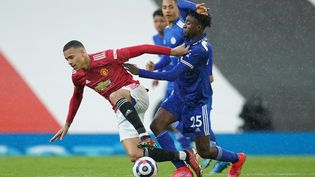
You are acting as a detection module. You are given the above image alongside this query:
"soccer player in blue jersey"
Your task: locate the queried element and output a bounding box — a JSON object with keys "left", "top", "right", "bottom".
{"left": 152, "top": 9, "right": 166, "bottom": 47}
{"left": 147, "top": 0, "right": 185, "bottom": 100}
{"left": 125, "top": 6, "right": 246, "bottom": 177}
{"left": 149, "top": 9, "right": 166, "bottom": 89}
{"left": 147, "top": 1, "right": 198, "bottom": 176}
{"left": 148, "top": 0, "right": 229, "bottom": 176}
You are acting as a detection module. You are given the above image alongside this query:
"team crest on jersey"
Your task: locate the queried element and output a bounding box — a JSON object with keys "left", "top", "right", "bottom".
{"left": 99, "top": 68, "right": 109, "bottom": 77}
{"left": 94, "top": 79, "right": 111, "bottom": 92}
{"left": 171, "top": 37, "right": 176, "bottom": 45}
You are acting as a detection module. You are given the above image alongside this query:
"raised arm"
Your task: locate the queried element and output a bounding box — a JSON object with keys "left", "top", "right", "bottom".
{"left": 177, "top": 0, "right": 208, "bottom": 20}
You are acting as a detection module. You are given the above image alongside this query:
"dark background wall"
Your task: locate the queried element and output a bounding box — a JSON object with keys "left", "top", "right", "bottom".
{"left": 154, "top": 0, "right": 315, "bottom": 131}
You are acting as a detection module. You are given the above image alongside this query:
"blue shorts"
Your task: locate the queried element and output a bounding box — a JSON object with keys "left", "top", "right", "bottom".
{"left": 164, "top": 81, "right": 174, "bottom": 100}
{"left": 161, "top": 94, "right": 212, "bottom": 137}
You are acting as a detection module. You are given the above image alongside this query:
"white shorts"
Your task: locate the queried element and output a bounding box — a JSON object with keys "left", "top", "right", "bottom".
{"left": 116, "top": 83, "right": 149, "bottom": 141}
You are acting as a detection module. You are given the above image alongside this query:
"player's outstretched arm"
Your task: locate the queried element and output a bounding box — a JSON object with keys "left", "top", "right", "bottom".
{"left": 124, "top": 63, "right": 140, "bottom": 75}
{"left": 124, "top": 62, "right": 190, "bottom": 82}
{"left": 50, "top": 86, "right": 84, "bottom": 142}
{"left": 114, "top": 44, "right": 188, "bottom": 63}
{"left": 50, "top": 123, "right": 70, "bottom": 142}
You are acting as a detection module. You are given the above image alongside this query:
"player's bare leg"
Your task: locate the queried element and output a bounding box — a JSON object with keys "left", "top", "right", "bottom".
{"left": 195, "top": 135, "right": 218, "bottom": 159}
{"left": 122, "top": 137, "right": 144, "bottom": 162}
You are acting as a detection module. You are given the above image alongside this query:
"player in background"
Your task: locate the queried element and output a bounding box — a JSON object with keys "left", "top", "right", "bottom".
{"left": 149, "top": 8, "right": 166, "bottom": 108}
{"left": 49, "top": 41, "right": 201, "bottom": 169}
{"left": 152, "top": 9, "right": 166, "bottom": 48}
{"left": 124, "top": 6, "right": 246, "bottom": 177}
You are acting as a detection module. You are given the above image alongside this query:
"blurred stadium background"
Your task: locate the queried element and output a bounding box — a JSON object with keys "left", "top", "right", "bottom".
{"left": 0, "top": 0, "right": 314, "bottom": 176}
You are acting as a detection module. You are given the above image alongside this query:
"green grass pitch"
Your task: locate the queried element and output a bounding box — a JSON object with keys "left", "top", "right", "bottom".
{"left": 0, "top": 156, "right": 315, "bottom": 177}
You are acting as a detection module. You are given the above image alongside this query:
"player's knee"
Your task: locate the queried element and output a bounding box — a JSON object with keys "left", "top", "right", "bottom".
{"left": 150, "top": 118, "right": 165, "bottom": 135}
{"left": 109, "top": 92, "right": 121, "bottom": 104}
{"left": 150, "top": 119, "right": 159, "bottom": 134}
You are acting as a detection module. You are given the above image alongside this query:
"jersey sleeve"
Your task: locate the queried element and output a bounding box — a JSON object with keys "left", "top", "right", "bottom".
{"left": 107, "top": 44, "right": 172, "bottom": 64}
{"left": 72, "top": 70, "right": 86, "bottom": 87}
{"left": 155, "top": 55, "right": 171, "bottom": 70}
{"left": 66, "top": 85, "right": 84, "bottom": 124}
{"left": 66, "top": 71, "right": 85, "bottom": 124}
{"left": 139, "top": 62, "right": 190, "bottom": 81}
{"left": 177, "top": 0, "right": 197, "bottom": 20}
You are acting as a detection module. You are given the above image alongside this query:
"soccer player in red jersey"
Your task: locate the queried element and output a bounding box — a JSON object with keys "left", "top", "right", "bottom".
{"left": 49, "top": 41, "right": 201, "bottom": 167}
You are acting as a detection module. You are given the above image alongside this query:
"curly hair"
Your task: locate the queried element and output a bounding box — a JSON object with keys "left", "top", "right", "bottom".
{"left": 188, "top": 10, "right": 211, "bottom": 29}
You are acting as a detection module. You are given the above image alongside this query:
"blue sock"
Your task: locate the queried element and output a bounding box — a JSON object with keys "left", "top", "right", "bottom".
{"left": 175, "top": 131, "right": 192, "bottom": 149}
{"left": 157, "top": 131, "right": 187, "bottom": 168}
{"left": 215, "top": 146, "right": 239, "bottom": 163}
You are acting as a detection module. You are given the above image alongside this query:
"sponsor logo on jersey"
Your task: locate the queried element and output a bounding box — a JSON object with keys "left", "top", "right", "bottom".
{"left": 100, "top": 68, "right": 109, "bottom": 77}
{"left": 94, "top": 79, "right": 111, "bottom": 92}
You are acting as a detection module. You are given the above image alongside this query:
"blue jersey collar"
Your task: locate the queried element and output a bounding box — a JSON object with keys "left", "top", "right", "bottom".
{"left": 170, "top": 17, "right": 181, "bottom": 28}
{"left": 185, "top": 33, "right": 207, "bottom": 46}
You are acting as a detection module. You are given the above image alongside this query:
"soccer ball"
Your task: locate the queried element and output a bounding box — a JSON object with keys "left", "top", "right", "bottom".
{"left": 132, "top": 157, "right": 158, "bottom": 177}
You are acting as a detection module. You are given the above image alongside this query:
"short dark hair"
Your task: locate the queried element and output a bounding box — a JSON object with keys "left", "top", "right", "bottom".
{"left": 63, "top": 40, "right": 85, "bottom": 52}
{"left": 188, "top": 10, "right": 212, "bottom": 29}
{"left": 153, "top": 9, "right": 163, "bottom": 18}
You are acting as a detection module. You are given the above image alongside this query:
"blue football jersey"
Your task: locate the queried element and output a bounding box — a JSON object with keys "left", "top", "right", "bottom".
{"left": 159, "top": 17, "right": 185, "bottom": 73}
{"left": 163, "top": 18, "right": 185, "bottom": 48}
{"left": 174, "top": 34, "right": 213, "bottom": 106}
{"left": 152, "top": 34, "right": 164, "bottom": 46}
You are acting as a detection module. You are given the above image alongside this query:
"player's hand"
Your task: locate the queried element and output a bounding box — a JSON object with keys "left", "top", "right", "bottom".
{"left": 152, "top": 80, "right": 159, "bottom": 87}
{"left": 171, "top": 44, "right": 188, "bottom": 56}
{"left": 124, "top": 63, "right": 140, "bottom": 75}
{"left": 49, "top": 123, "right": 70, "bottom": 142}
{"left": 146, "top": 61, "right": 155, "bottom": 71}
{"left": 196, "top": 3, "right": 209, "bottom": 16}
{"left": 209, "top": 75, "right": 214, "bottom": 83}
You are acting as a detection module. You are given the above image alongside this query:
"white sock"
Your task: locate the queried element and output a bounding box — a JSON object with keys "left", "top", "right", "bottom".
{"left": 179, "top": 151, "right": 187, "bottom": 161}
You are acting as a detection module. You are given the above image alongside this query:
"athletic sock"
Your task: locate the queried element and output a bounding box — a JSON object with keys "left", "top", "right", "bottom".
{"left": 215, "top": 146, "right": 239, "bottom": 163}
{"left": 175, "top": 131, "right": 192, "bottom": 149}
{"left": 156, "top": 131, "right": 187, "bottom": 168}
{"left": 116, "top": 98, "right": 148, "bottom": 136}
{"left": 144, "top": 148, "right": 187, "bottom": 162}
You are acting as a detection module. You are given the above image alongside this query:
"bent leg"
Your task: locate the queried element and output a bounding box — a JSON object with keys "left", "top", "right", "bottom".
{"left": 122, "top": 137, "right": 143, "bottom": 162}
{"left": 110, "top": 87, "right": 148, "bottom": 137}
{"left": 150, "top": 108, "right": 187, "bottom": 168}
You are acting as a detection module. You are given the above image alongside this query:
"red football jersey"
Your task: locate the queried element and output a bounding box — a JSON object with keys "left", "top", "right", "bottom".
{"left": 65, "top": 44, "right": 171, "bottom": 124}
{"left": 72, "top": 49, "right": 139, "bottom": 100}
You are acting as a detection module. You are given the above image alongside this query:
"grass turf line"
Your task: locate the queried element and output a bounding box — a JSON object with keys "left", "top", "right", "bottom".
{"left": 0, "top": 156, "right": 315, "bottom": 177}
